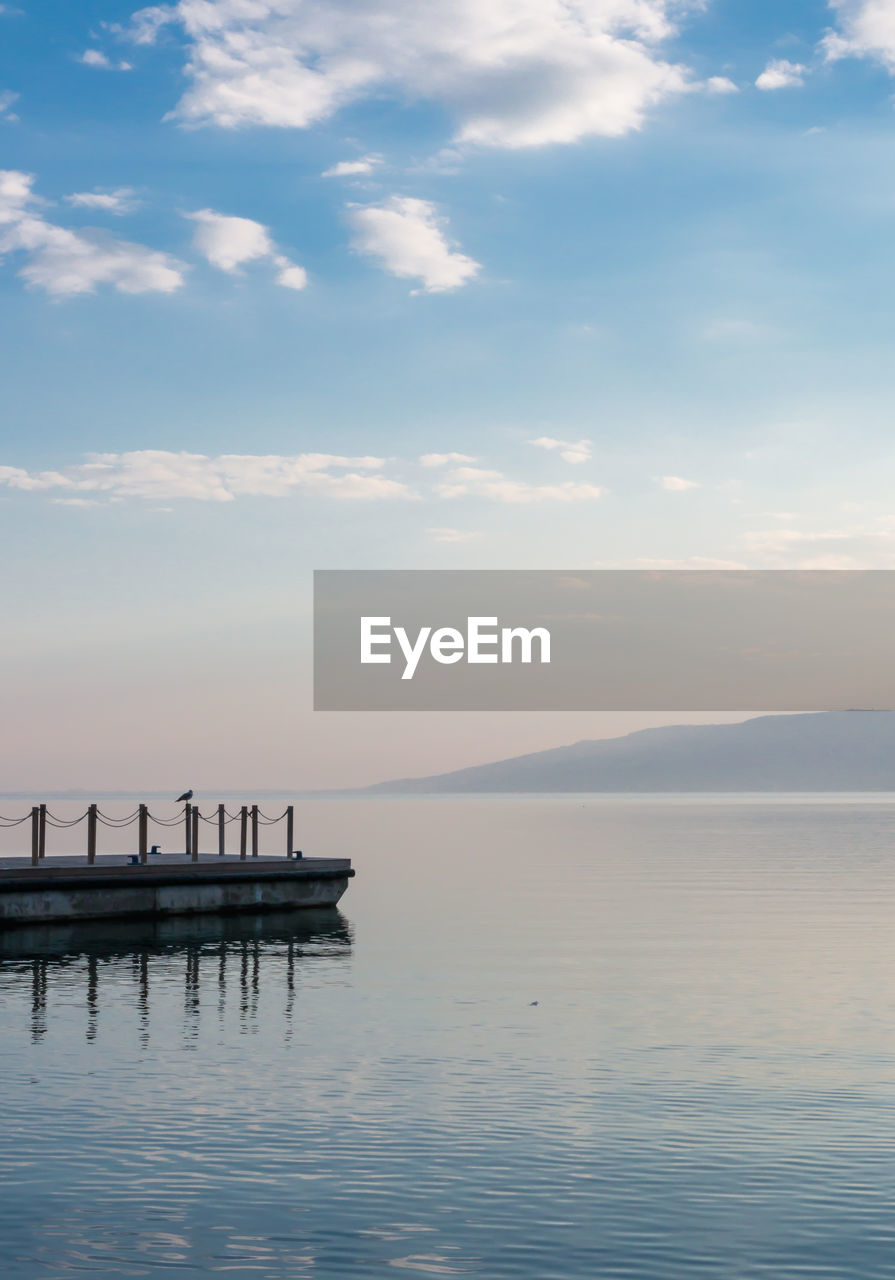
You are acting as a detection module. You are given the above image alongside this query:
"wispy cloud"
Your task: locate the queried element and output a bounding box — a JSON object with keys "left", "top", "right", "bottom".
{"left": 617, "top": 556, "right": 750, "bottom": 569}
{"left": 419, "top": 452, "right": 477, "bottom": 468}
{"left": 0, "top": 170, "right": 185, "bottom": 297}
{"left": 79, "top": 49, "right": 132, "bottom": 71}
{"left": 0, "top": 89, "right": 18, "bottom": 120}
{"left": 0, "top": 452, "right": 409, "bottom": 503}
{"left": 660, "top": 475, "right": 699, "bottom": 491}
{"left": 64, "top": 187, "right": 139, "bottom": 214}
{"left": 739, "top": 522, "right": 895, "bottom": 568}
{"left": 347, "top": 196, "right": 479, "bottom": 293}
{"left": 427, "top": 527, "right": 479, "bottom": 543}
{"left": 187, "top": 209, "right": 307, "bottom": 290}
{"left": 705, "top": 76, "right": 738, "bottom": 94}
{"left": 0, "top": 449, "right": 610, "bottom": 507}
{"left": 530, "top": 436, "right": 592, "bottom": 465}
{"left": 755, "top": 59, "right": 806, "bottom": 90}
{"left": 322, "top": 155, "right": 382, "bottom": 178}
{"left": 701, "top": 317, "right": 774, "bottom": 342}
{"left": 437, "top": 465, "right": 605, "bottom": 503}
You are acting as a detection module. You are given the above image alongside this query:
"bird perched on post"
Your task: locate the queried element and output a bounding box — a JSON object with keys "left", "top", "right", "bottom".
{"left": 176, "top": 789, "right": 194, "bottom": 803}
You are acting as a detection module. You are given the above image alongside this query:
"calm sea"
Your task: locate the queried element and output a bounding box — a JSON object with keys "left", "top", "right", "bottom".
{"left": 2, "top": 794, "right": 895, "bottom": 1278}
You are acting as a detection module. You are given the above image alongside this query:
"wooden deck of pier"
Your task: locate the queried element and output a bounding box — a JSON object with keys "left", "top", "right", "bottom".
{"left": 0, "top": 853, "right": 351, "bottom": 876}
{"left": 0, "top": 854, "right": 355, "bottom": 927}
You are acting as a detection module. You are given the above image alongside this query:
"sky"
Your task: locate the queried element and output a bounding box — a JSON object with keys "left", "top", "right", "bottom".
{"left": 3, "top": 0, "right": 895, "bottom": 789}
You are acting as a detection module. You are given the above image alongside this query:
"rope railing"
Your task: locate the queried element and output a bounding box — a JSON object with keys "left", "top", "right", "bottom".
{"left": 44, "top": 812, "right": 88, "bottom": 829}
{"left": 96, "top": 809, "right": 142, "bottom": 826}
{"left": 258, "top": 809, "right": 289, "bottom": 825}
{"left": 0, "top": 802, "right": 300, "bottom": 868}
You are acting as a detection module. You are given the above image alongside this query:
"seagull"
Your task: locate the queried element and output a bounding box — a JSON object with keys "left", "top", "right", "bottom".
{"left": 175, "top": 789, "right": 193, "bottom": 803}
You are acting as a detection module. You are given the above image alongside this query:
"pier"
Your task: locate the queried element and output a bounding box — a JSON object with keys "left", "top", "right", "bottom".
{"left": 0, "top": 802, "right": 354, "bottom": 927}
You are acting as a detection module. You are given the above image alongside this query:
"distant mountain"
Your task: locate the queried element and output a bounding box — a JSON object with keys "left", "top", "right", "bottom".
{"left": 366, "top": 711, "right": 895, "bottom": 793}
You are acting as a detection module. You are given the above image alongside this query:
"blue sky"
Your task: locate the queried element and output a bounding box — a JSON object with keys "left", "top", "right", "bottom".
{"left": 3, "top": 0, "right": 895, "bottom": 787}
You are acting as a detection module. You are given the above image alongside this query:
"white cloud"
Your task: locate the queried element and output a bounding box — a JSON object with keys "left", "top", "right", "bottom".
{"left": 622, "top": 556, "right": 750, "bottom": 569}
{"left": 322, "top": 155, "right": 381, "bottom": 178}
{"left": 743, "top": 527, "right": 855, "bottom": 552}
{"left": 530, "top": 436, "right": 592, "bottom": 465}
{"left": 705, "top": 75, "right": 738, "bottom": 94}
{"left": 428, "top": 527, "right": 479, "bottom": 543}
{"left": 12, "top": 228, "right": 183, "bottom": 296}
{"left": 188, "top": 209, "right": 273, "bottom": 271}
{"left": 80, "top": 49, "right": 132, "bottom": 70}
{"left": 188, "top": 209, "right": 307, "bottom": 289}
{"left": 660, "top": 475, "right": 699, "bottom": 491}
{"left": 419, "top": 452, "right": 477, "bottom": 467}
{"left": 0, "top": 170, "right": 185, "bottom": 297}
{"left": 273, "top": 257, "right": 308, "bottom": 290}
{"left": 125, "top": 6, "right": 172, "bottom": 45}
{"left": 822, "top": 1, "right": 895, "bottom": 68}
{"left": 348, "top": 196, "right": 479, "bottom": 293}
{"left": 739, "top": 523, "right": 895, "bottom": 568}
{"left": 64, "top": 187, "right": 139, "bottom": 214}
{"left": 0, "top": 168, "right": 33, "bottom": 222}
{"left": 755, "top": 59, "right": 806, "bottom": 90}
{"left": 0, "top": 451, "right": 411, "bottom": 503}
{"left": 127, "top": 0, "right": 704, "bottom": 150}
{"left": 0, "top": 89, "right": 18, "bottom": 119}
{"left": 437, "top": 465, "right": 605, "bottom": 503}
{"left": 1, "top": 446, "right": 616, "bottom": 508}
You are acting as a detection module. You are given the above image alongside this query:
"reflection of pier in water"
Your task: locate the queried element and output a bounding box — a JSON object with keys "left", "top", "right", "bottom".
{"left": 1, "top": 909, "right": 352, "bottom": 1046}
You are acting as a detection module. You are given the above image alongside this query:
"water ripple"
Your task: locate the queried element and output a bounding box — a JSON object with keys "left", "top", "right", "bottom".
{"left": 3, "top": 798, "right": 895, "bottom": 1277}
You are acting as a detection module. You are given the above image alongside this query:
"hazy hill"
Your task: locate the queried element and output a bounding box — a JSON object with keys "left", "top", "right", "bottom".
{"left": 367, "top": 711, "right": 895, "bottom": 793}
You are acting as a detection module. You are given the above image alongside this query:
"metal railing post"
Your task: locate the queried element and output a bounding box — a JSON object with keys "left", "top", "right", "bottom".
{"left": 251, "top": 804, "right": 259, "bottom": 858}
{"left": 184, "top": 803, "right": 192, "bottom": 860}
{"left": 218, "top": 803, "right": 225, "bottom": 857}
{"left": 191, "top": 805, "right": 199, "bottom": 862}
{"left": 30, "top": 806, "right": 39, "bottom": 867}
{"left": 38, "top": 803, "right": 46, "bottom": 861}
{"left": 239, "top": 806, "right": 247, "bottom": 860}
{"left": 286, "top": 805, "right": 294, "bottom": 858}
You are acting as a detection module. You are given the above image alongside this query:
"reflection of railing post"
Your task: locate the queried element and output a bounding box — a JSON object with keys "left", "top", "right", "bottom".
{"left": 286, "top": 806, "right": 294, "bottom": 858}
{"left": 38, "top": 803, "right": 46, "bottom": 861}
{"left": 139, "top": 804, "right": 148, "bottom": 864}
{"left": 30, "top": 806, "right": 39, "bottom": 867}
{"left": 87, "top": 804, "right": 97, "bottom": 865}
{"left": 192, "top": 806, "right": 199, "bottom": 862}
{"left": 239, "top": 806, "right": 247, "bottom": 860}
{"left": 251, "top": 805, "right": 259, "bottom": 858}
{"left": 184, "top": 803, "right": 192, "bottom": 859}
{"left": 218, "top": 804, "right": 225, "bottom": 857}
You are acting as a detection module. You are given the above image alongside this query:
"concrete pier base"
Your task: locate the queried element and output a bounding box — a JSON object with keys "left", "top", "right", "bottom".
{"left": 0, "top": 854, "right": 354, "bottom": 927}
